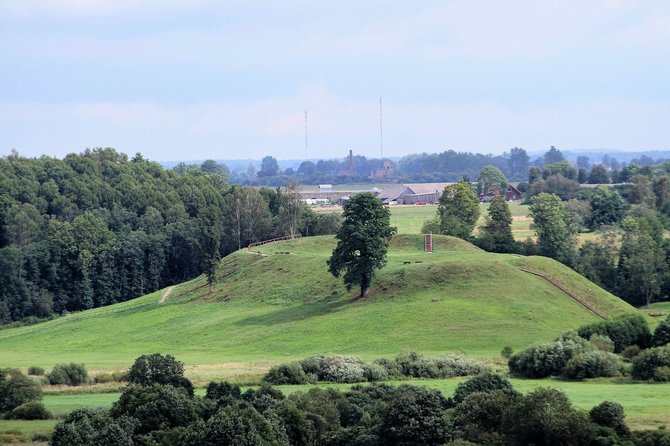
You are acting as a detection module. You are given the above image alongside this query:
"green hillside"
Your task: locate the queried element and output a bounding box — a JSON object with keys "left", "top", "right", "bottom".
{"left": 0, "top": 235, "right": 637, "bottom": 370}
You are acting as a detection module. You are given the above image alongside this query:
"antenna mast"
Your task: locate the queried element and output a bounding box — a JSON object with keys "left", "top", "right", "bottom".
{"left": 304, "top": 110, "right": 308, "bottom": 160}
{"left": 379, "top": 97, "right": 383, "bottom": 159}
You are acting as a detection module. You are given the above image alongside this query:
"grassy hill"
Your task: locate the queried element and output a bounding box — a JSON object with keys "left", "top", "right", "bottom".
{"left": 0, "top": 235, "right": 637, "bottom": 371}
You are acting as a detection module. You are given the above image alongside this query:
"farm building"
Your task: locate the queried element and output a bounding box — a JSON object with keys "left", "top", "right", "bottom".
{"left": 376, "top": 183, "right": 454, "bottom": 205}
{"left": 479, "top": 184, "right": 522, "bottom": 202}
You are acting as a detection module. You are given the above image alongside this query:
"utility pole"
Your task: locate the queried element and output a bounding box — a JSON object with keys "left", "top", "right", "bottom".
{"left": 304, "top": 110, "right": 308, "bottom": 160}
{"left": 379, "top": 97, "right": 383, "bottom": 159}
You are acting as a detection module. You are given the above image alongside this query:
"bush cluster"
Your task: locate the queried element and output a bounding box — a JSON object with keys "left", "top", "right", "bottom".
{"left": 0, "top": 369, "right": 42, "bottom": 413}
{"left": 27, "top": 367, "right": 44, "bottom": 376}
{"left": 9, "top": 401, "right": 53, "bottom": 420}
{"left": 653, "top": 314, "right": 670, "bottom": 347}
{"left": 508, "top": 332, "right": 598, "bottom": 378}
{"left": 51, "top": 353, "right": 668, "bottom": 446}
{"left": 562, "top": 350, "right": 624, "bottom": 380}
{"left": 631, "top": 345, "right": 670, "bottom": 381}
{"left": 264, "top": 351, "right": 487, "bottom": 385}
{"left": 577, "top": 314, "right": 651, "bottom": 352}
{"left": 48, "top": 363, "right": 88, "bottom": 386}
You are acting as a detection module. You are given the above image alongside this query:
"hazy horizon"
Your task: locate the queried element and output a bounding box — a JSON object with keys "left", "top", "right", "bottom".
{"left": 2, "top": 1, "right": 669, "bottom": 160}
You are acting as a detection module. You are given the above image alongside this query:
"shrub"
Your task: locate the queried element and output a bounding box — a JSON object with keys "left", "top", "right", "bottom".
{"left": 300, "top": 355, "right": 366, "bottom": 383}
{"left": 394, "top": 350, "right": 487, "bottom": 379}
{"left": 127, "top": 353, "right": 184, "bottom": 386}
{"left": 453, "top": 390, "right": 518, "bottom": 445}
{"left": 500, "top": 346, "right": 513, "bottom": 359}
{"left": 0, "top": 369, "right": 43, "bottom": 412}
{"left": 27, "top": 367, "right": 44, "bottom": 376}
{"left": 10, "top": 401, "right": 53, "bottom": 420}
{"left": 48, "top": 363, "right": 88, "bottom": 386}
{"left": 508, "top": 333, "right": 593, "bottom": 378}
{"left": 589, "top": 334, "right": 615, "bottom": 353}
{"left": 631, "top": 346, "right": 670, "bottom": 381}
{"left": 206, "top": 381, "right": 242, "bottom": 401}
{"left": 621, "top": 345, "right": 641, "bottom": 362}
{"left": 264, "top": 363, "right": 309, "bottom": 385}
{"left": 362, "top": 363, "right": 388, "bottom": 382}
{"left": 453, "top": 372, "right": 516, "bottom": 403}
{"left": 93, "top": 373, "right": 114, "bottom": 384}
{"left": 112, "top": 371, "right": 129, "bottom": 382}
{"left": 577, "top": 314, "right": 651, "bottom": 352}
{"left": 590, "top": 401, "right": 630, "bottom": 437}
{"left": 652, "top": 314, "right": 670, "bottom": 347}
{"left": 562, "top": 350, "right": 623, "bottom": 380}
{"left": 373, "top": 358, "right": 403, "bottom": 379}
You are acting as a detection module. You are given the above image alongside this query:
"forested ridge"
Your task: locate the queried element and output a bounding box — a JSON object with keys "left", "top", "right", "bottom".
{"left": 0, "top": 148, "right": 337, "bottom": 323}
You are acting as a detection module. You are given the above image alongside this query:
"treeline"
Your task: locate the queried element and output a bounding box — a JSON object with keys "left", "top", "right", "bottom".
{"left": 0, "top": 149, "right": 339, "bottom": 323}
{"left": 520, "top": 149, "right": 670, "bottom": 307}
{"left": 233, "top": 148, "right": 532, "bottom": 186}
{"left": 48, "top": 353, "right": 670, "bottom": 446}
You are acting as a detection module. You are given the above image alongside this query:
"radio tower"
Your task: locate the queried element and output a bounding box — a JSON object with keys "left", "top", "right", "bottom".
{"left": 304, "top": 110, "right": 308, "bottom": 160}
{"left": 379, "top": 97, "right": 383, "bottom": 159}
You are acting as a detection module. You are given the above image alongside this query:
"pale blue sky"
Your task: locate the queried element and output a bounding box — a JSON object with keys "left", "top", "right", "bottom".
{"left": 1, "top": 1, "right": 669, "bottom": 161}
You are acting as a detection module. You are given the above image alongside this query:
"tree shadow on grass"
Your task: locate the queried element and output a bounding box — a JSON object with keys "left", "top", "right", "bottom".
{"left": 232, "top": 296, "right": 355, "bottom": 327}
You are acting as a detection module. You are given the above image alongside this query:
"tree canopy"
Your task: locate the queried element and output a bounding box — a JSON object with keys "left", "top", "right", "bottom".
{"left": 437, "top": 181, "right": 480, "bottom": 239}
{"left": 327, "top": 193, "right": 394, "bottom": 297}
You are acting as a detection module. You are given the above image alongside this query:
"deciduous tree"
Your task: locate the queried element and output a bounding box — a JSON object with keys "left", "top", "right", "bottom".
{"left": 437, "top": 181, "right": 480, "bottom": 239}
{"left": 327, "top": 193, "right": 394, "bottom": 297}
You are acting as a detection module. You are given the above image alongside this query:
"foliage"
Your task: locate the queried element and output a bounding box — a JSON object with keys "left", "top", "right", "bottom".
{"left": 529, "top": 192, "right": 577, "bottom": 265}
{"left": 630, "top": 346, "right": 670, "bottom": 381}
{"left": 126, "top": 353, "right": 192, "bottom": 394}
{"left": 590, "top": 401, "right": 630, "bottom": 437}
{"left": 27, "top": 366, "right": 44, "bottom": 376}
{"left": 508, "top": 332, "right": 593, "bottom": 378}
{"left": 562, "top": 350, "right": 624, "bottom": 380}
{"left": 477, "top": 165, "right": 508, "bottom": 196}
{"left": 437, "top": 181, "right": 480, "bottom": 239}
{"left": 110, "top": 383, "right": 199, "bottom": 435}
{"left": 380, "top": 385, "right": 454, "bottom": 446}
{"left": 51, "top": 408, "right": 137, "bottom": 446}
{"left": 617, "top": 217, "right": 668, "bottom": 306}
{"left": 588, "top": 165, "right": 610, "bottom": 184}
{"left": 264, "top": 363, "right": 310, "bottom": 385}
{"left": 300, "top": 354, "right": 366, "bottom": 383}
{"left": 590, "top": 186, "right": 626, "bottom": 228}
{"left": 9, "top": 401, "right": 52, "bottom": 420}
{"left": 500, "top": 346, "right": 513, "bottom": 359}
{"left": 502, "top": 387, "right": 595, "bottom": 446}
{"left": 574, "top": 233, "right": 618, "bottom": 291}
{"left": 327, "top": 193, "right": 394, "bottom": 297}
{"left": 453, "top": 390, "right": 518, "bottom": 445}
{"left": 453, "top": 372, "right": 516, "bottom": 403}
{"left": 47, "top": 363, "right": 88, "bottom": 386}
{"left": 0, "top": 368, "right": 42, "bottom": 413}
{"left": 653, "top": 314, "right": 670, "bottom": 346}
{"left": 477, "top": 195, "right": 516, "bottom": 253}
{"left": 393, "top": 350, "right": 488, "bottom": 379}
{"left": 577, "top": 314, "right": 652, "bottom": 352}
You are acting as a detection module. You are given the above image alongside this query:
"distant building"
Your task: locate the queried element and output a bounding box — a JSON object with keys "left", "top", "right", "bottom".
{"left": 479, "top": 184, "right": 522, "bottom": 202}
{"left": 318, "top": 184, "right": 333, "bottom": 192}
{"left": 376, "top": 183, "right": 454, "bottom": 205}
{"left": 371, "top": 160, "right": 397, "bottom": 180}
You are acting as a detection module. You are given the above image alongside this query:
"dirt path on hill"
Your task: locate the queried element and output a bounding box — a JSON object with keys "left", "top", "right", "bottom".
{"left": 518, "top": 268, "right": 605, "bottom": 319}
{"left": 159, "top": 286, "right": 174, "bottom": 304}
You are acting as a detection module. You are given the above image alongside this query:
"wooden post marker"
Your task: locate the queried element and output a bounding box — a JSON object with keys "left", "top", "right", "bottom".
{"left": 424, "top": 234, "right": 433, "bottom": 253}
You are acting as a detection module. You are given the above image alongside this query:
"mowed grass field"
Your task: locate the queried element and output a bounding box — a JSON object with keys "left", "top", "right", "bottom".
{"left": 0, "top": 234, "right": 635, "bottom": 372}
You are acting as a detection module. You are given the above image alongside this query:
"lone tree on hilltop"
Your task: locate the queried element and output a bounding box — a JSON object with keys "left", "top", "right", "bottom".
{"left": 327, "top": 193, "right": 395, "bottom": 298}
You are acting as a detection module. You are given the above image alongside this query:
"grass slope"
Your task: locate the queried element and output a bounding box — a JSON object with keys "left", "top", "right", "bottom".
{"left": 0, "top": 235, "right": 636, "bottom": 370}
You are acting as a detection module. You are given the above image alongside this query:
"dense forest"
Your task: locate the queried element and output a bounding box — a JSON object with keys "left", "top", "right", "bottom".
{"left": 0, "top": 149, "right": 339, "bottom": 323}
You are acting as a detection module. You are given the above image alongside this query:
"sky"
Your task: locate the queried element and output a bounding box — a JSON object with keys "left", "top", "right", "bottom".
{"left": 1, "top": 0, "right": 669, "bottom": 162}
